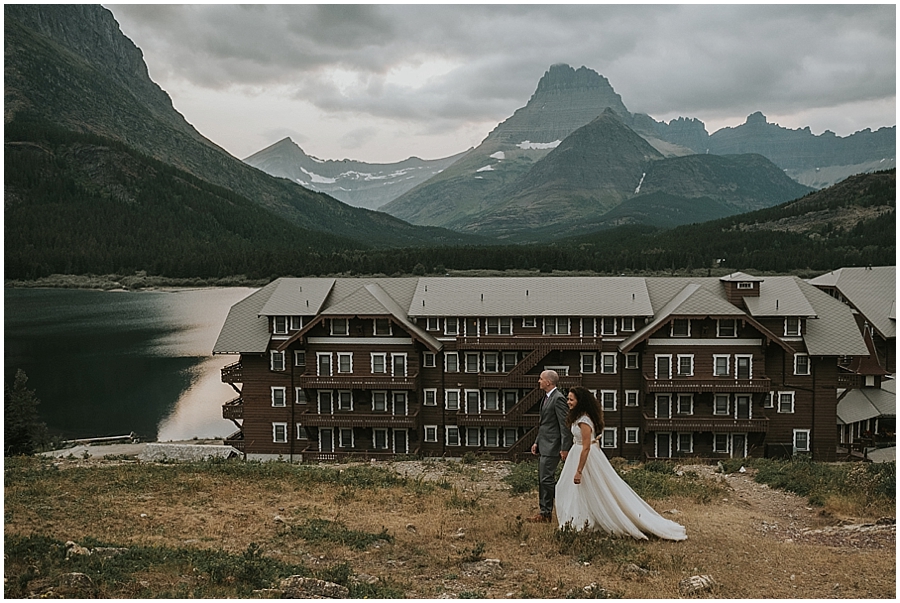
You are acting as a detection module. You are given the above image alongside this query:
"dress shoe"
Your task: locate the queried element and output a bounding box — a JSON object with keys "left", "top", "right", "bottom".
{"left": 526, "top": 513, "right": 552, "bottom": 523}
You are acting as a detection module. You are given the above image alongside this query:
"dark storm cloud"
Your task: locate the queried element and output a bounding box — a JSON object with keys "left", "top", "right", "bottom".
{"left": 109, "top": 4, "right": 895, "bottom": 131}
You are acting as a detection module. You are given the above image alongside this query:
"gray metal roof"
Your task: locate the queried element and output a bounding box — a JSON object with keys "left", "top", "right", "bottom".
{"left": 720, "top": 271, "right": 764, "bottom": 282}
{"left": 837, "top": 385, "right": 895, "bottom": 424}
{"left": 797, "top": 278, "right": 869, "bottom": 357}
{"left": 258, "top": 278, "right": 334, "bottom": 316}
{"left": 809, "top": 266, "right": 895, "bottom": 339}
{"left": 366, "top": 283, "right": 442, "bottom": 352}
{"left": 408, "top": 277, "right": 654, "bottom": 317}
{"left": 744, "top": 276, "right": 817, "bottom": 317}
{"left": 213, "top": 282, "right": 276, "bottom": 354}
{"left": 619, "top": 283, "right": 700, "bottom": 352}
{"left": 321, "top": 284, "right": 391, "bottom": 316}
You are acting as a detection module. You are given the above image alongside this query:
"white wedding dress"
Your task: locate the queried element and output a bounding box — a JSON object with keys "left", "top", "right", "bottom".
{"left": 555, "top": 415, "right": 687, "bottom": 541}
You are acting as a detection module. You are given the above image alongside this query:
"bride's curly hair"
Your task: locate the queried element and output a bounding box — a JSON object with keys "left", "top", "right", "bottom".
{"left": 565, "top": 386, "right": 605, "bottom": 432}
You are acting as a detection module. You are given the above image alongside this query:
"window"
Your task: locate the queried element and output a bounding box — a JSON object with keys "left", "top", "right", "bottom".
{"left": 271, "top": 350, "right": 285, "bottom": 371}
{"left": 597, "top": 317, "right": 615, "bottom": 336}
{"left": 294, "top": 350, "right": 306, "bottom": 367}
{"left": 543, "top": 317, "right": 569, "bottom": 335}
{"left": 522, "top": 317, "right": 537, "bottom": 328}
{"left": 424, "top": 425, "right": 438, "bottom": 442}
{"left": 318, "top": 391, "right": 333, "bottom": 414}
{"left": 422, "top": 352, "right": 436, "bottom": 368}
{"left": 785, "top": 317, "right": 801, "bottom": 337}
{"left": 620, "top": 317, "right": 635, "bottom": 332}
{"left": 601, "top": 428, "right": 617, "bottom": 448}
{"left": 446, "top": 426, "right": 460, "bottom": 446}
{"left": 331, "top": 318, "right": 349, "bottom": 336}
{"left": 273, "top": 423, "right": 287, "bottom": 443}
{"left": 764, "top": 392, "right": 775, "bottom": 408}
{"left": 655, "top": 355, "right": 672, "bottom": 380}
{"left": 502, "top": 352, "right": 518, "bottom": 372}
{"left": 714, "top": 394, "right": 730, "bottom": 415}
{"left": 677, "top": 355, "right": 694, "bottom": 376}
{"left": 504, "top": 428, "right": 518, "bottom": 447}
{"left": 337, "top": 352, "right": 352, "bottom": 374}
{"left": 625, "top": 353, "right": 639, "bottom": 369}
{"left": 444, "top": 318, "right": 459, "bottom": 335}
{"left": 718, "top": 319, "right": 737, "bottom": 337}
{"left": 423, "top": 389, "right": 437, "bottom": 406}
{"left": 374, "top": 318, "right": 392, "bottom": 336}
{"left": 445, "top": 352, "right": 459, "bottom": 373}
{"left": 295, "top": 388, "right": 307, "bottom": 405}
{"left": 503, "top": 390, "right": 518, "bottom": 413}
{"left": 483, "top": 390, "right": 499, "bottom": 411}
{"left": 485, "top": 428, "right": 500, "bottom": 447}
{"left": 339, "top": 428, "right": 353, "bottom": 448}
{"left": 793, "top": 429, "right": 810, "bottom": 453}
{"left": 581, "top": 353, "right": 596, "bottom": 374}
{"left": 483, "top": 352, "right": 499, "bottom": 373}
{"left": 735, "top": 395, "right": 751, "bottom": 419}
{"left": 317, "top": 353, "right": 332, "bottom": 376}
{"left": 601, "top": 353, "right": 617, "bottom": 374}
{"left": 374, "top": 428, "right": 389, "bottom": 449}
{"left": 464, "top": 318, "right": 479, "bottom": 337}
{"left": 465, "top": 353, "right": 480, "bottom": 373}
{"left": 392, "top": 354, "right": 407, "bottom": 377}
{"left": 392, "top": 392, "right": 407, "bottom": 415}
{"left": 713, "top": 355, "right": 730, "bottom": 377}
{"left": 778, "top": 391, "right": 795, "bottom": 413}
{"left": 581, "top": 318, "right": 595, "bottom": 337}
{"left": 677, "top": 394, "right": 693, "bottom": 415}
{"left": 794, "top": 354, "right": 810, "bottom": 376}
{"left": 466, "top": 427, "right": 481, "bottom": 446}
{"left": 465, "top": 390, "right": 480, "bottom": 414}
{"left": 737, "top": 281, "right": 754, "bottom": 290}
{"left": 426, "top": 317, "right": 440, "bottom": 331}
{"left": 655, "top": 394, "right": 671, "bottom": 418}
{"left": 486, "top": 317, "right": 512, "bottom": 335}
{"left": 625, "top": 390, "right": 639, "bottom": 407}
{"left": 625, "top": 427, "right": 639, "bottom": 444}
{"left": 337, "top": 390, "right": 352, "bottom": 411}
{"left": 735, "top": 355, "right": 752, "bottom": 379}
{"left": 290, "top": 316, "right": 303, "bottom": 331}
{"left": 671, "top": 318, "right": 690, "bottom": 337}
{"left": 271, "top": 387, "right": 286, "bottom": 407}
{"left": 296, "top": 424, "right": 308, "bottom": 440}
{"left": 445, "top": 390, "right": 460, "bottom": 411}
{"left": 273, "top": 316, "right": 288, "bottom": 334}
{"left": 713, "top": 433, "right": 730, "bottom": 453}
{"left": 600, "top": 390, "right": 617, "bottom": 412}
{"left": 677, "top": 433, "right": 693, "bottom": 453}
{"left": 372, "top": 391, "right": 387, "bottom": 412}
{"left": 371, "top": 353, "right": 386, "bottom": 374}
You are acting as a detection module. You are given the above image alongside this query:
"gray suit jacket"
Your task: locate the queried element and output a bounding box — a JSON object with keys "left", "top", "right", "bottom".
{"left": 535, "top": 388, "right": 573, "bottom": 457}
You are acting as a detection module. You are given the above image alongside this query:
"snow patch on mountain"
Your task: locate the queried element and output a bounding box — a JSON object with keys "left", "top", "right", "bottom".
{"left": 299, "top": 166, "right": 336, "bottom": 184}
{"left": 517, "top": 140, "right": 561, "bottom": 150}
{"left": 476, "top": 165, "right": 495, "bottom": 172}
{"left": 490, "top": 151, "right": 506, "bottom": 160}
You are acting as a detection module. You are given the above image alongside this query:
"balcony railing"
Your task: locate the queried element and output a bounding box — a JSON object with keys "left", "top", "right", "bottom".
{"left": 222, "top": 396, "right": 243, "bottom": 420}
{"left": 641, "top": 413, "right": 769, "bottom": 433}
{"left": 296, "top": 411, "right": 419, "bottom": 428}
{"left": 298, "top": 373, "right": 418, "bottom": 390}
{"left": 221, "top": 361, "right": 242, "bottom": 383}
{"left": 224, "top": 429, "right": 244, "bottom": 452}
{"left": 478, "top": 373, "right": 584, "bottom": 388}
{"left": 455, "top": 411, "right": 540, "bottom": 427}
{"left": 644, "top": 375, "right": 771, "bottom": 393}
{"left": 456, "top": 335, "right": 603, "bottom": 350}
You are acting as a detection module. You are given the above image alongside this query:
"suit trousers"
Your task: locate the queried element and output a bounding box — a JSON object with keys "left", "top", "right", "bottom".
{"left": 538, "top": 454, "right": 561, "bottom": 516}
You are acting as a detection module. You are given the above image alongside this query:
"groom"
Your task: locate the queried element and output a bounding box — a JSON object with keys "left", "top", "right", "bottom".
{"left": 527, "top": 369, "right": 572, "bottom": 523}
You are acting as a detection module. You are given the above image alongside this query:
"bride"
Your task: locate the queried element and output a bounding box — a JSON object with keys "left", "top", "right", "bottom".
{"left": 555, "top": 386, "right": 687, "bottom": 541}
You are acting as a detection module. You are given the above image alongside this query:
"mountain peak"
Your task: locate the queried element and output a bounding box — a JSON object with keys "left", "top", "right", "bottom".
{"left": 534, "top": 64, "right": 613, "bottom": 93}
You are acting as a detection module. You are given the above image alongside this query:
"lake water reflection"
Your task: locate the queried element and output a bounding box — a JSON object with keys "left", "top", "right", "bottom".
{"left": 4, "top": 287, "right": 256, "bottom": 441}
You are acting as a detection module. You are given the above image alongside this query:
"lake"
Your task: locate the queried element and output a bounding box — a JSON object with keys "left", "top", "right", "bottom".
{"left": 4, "top": 287, "right": 256, "bottom": 441}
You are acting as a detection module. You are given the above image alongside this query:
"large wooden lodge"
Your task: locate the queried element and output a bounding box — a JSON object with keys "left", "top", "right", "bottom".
{"left": 213, "top": 271, "right": 883, "bottom": 463}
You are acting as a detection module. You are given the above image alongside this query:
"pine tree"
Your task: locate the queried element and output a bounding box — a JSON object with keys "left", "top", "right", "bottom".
{"left": 4, "top": 369, "right": 49, "bottom": 456}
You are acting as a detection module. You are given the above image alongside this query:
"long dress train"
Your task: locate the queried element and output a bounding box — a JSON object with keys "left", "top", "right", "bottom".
{"left": 555, "top": 415, "right": 687, "bottom": 541}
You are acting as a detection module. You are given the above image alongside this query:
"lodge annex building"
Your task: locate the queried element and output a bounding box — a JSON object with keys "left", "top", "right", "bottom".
{"left": 213, "top": 272, "right": 871, "bottom": 463}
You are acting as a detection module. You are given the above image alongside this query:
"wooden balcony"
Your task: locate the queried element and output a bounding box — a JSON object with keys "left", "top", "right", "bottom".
{"left": 457, "top": 335, "right": 603, "bottom": 350}
{"left": 224, "top": 429, "right": 244, "bottom": 452}
{"left": 641, "top": 413, "right": 769, "bottom": 433}
{"left": 298, "top": 373, "right": 418, "bottom": 390}
{"left": 296, "top": 411, "right": 418, "bottom": 428}
{"left": 478, "top": 374, "right": 583, "bottom": 388}
{"left": 222, "top": 396, "right": 243, "bottom": 420}
{"left": 455, "top": 412, "right": 540, "bottom": 428}
{"left": 221, "top": 361, "right": 242, "bottom": 384}
{"left": 644, "top": 375, "right": 771, "bottom": 394}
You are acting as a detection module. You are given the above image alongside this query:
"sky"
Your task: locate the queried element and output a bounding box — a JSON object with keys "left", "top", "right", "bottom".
{"left": 106, "top": 3, "right": 896, "bottom": 165}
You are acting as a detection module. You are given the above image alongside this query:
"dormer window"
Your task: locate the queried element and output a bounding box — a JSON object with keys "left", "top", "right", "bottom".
{"left": 290, "top": 316, "right": 303, "bottom": 331}
{"left": 785, "top": 317, "right": 801, "bottom": 337}
{"left": 737, "top": 282, "right": 754, "bottom": 290}
{"left": 374, "top": 318, "right": 392, "bottom": 336}
{"left": 331, "top": 318, "right": 349, "bottom": 336}
{"left": 717, "top": 319, "right": 737, "bottom": 337}
{"left": 273, "top": 316, "right": 288, "bottom": 334}
{"left": 671, "top": 319, "right": 690, "bottom": 337}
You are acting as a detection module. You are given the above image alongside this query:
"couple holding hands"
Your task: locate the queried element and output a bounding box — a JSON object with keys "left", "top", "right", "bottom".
{"left": 528, "top": 370, "right": 687, "bottom": 541}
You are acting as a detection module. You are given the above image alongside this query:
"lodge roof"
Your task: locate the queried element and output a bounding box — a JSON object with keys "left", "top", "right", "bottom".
{"left": 808, "top": 266, "right": 896, "bottom": 339}
{"left": 837, "top": 379, "right": 896, "bottom": 424}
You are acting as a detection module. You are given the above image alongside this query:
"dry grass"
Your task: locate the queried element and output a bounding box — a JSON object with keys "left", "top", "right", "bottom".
{"left": 4, "top": 456, "right": 895, "bottom": 598}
